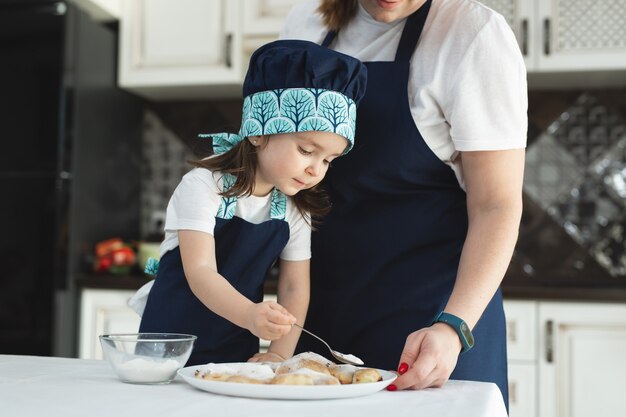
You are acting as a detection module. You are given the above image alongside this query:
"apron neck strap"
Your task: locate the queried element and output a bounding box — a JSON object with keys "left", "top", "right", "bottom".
{"left": 321, "top": 30, "right": 336, "bottom": 48}
{"left": 320, "top": 0, "right": 432, "bottom": 63}
{"left": 217, "top": 173, "right": 287, "bottom": 221}
{"left": 395, "top": 0, "right": 432, "bottom": 62}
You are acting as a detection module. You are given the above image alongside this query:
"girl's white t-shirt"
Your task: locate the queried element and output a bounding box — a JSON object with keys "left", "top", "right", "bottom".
{"left": 280, "top": 0, "right": 528, "bottom": 189}
{"left": 160, "top": 167, "right": 312, "bottom": 261}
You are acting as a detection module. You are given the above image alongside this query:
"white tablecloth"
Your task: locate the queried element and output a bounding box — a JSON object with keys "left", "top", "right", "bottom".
{"left": 0, "top": 355, "right": 507, "bottom": 417}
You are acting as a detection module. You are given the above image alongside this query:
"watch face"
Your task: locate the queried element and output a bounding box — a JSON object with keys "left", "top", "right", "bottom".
{"left": 460, "top": 322, "right": 475, "bottom": 347}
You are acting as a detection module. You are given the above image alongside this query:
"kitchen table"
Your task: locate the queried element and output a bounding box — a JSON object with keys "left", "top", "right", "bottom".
{"left": 1, "top": 354, "right": 507, "bottom": 417}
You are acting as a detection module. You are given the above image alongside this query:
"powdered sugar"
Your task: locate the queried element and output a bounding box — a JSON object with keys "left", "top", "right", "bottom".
{"left": 203, "top": 363, "right": 275, "bottom": 381}
{"left": 115, "top": 358, "right": 181, "bottom": 383}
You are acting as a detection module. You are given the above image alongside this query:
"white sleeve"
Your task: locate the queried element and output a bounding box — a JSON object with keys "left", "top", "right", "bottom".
{"left": 445, "top": 15, "right": 528, "bottom": 152}
{"left": 163, "top": 168, "right": 220, "bottom": 236}
{"left": 280, "top": 201, "right": 312, "bottom": 261}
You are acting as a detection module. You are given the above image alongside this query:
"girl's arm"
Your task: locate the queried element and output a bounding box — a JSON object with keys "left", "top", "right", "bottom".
{"left": 268, "top": 259, "right": 310, "bottom": 359}
{"left": 393, "top": 148, "right": 525, "bottom": 390}
{"left": 251, "top": 259, "right": 310, "bottom": 361}
{"left": 178, "top": 230, "right": 296, "bottom": 340}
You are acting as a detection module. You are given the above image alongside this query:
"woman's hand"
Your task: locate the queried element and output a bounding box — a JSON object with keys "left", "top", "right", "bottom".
{"left": 390, "top": 323, "right": 462, "bottom": 390}
{"left": 245, "top": 301, "right": 296, "bottom": 340}
{"left": 248, "top": 351, "right": 286, "bottom": 363}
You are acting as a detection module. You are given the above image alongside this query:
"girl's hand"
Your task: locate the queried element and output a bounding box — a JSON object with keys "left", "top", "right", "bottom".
{"left": 245, "top": 301, "right": 296, "bottom": 340}
{"left": 390, "top": 323, "right": 462, "bottom": 390}
{"left": 248, "top": 351, "right": 286, "bottom": 363}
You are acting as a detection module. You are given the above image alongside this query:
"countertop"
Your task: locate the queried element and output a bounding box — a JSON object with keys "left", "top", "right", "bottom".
{"left": 1, "top": 354, "right": 507, "bottom": 417}
{"left": 502, "top": 285, "right": 626, "bottom": 302}
{"left": 78, "top": 274, "right": 626, "bottom": 302}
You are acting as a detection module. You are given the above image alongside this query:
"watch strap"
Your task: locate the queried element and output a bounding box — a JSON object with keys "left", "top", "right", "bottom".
{"left": 432, "top": 311, "right": 474, "bottom": 354}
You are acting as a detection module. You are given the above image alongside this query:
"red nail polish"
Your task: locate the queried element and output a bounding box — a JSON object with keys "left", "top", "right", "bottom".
{"left": 386, "top": 384, "right": 397, "bottom": 391}
{"left": 398, "top": 362, "right": 409, "bottom": 375}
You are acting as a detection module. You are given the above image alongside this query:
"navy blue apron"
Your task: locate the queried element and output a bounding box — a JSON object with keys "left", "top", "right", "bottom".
{"left": 140, "top": 180, "right": 289, "bottom": 366}
{"left": 298, "top": 1, "right": 508, "bottom": 407}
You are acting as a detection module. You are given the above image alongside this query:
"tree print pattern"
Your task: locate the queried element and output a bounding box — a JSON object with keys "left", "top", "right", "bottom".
{"left": 200, "top": 88, "right": 357, "bottom": 156}
{"left": 240, "top": 88, "right": 356, "bottom": 153}
{"left": 203, "top": 133, "right": 243, "bottom": 155}
{"left": 270, "top": 188, "right": 287, "bottom": 221}
{"left": 216, "top": 174, "right": 237, "bottom": 219}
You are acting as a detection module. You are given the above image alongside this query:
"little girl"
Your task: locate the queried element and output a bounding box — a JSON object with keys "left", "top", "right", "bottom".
{"left": 135, "top": 40, "right": 367, "bottom": 366}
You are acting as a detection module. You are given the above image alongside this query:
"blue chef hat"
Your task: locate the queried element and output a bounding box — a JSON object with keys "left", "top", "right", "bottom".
{"left": 199, "top": 40, "right": 367, "bottom": 155}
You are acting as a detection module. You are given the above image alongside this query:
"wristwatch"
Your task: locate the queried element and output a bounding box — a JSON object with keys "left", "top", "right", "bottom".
{"left": 432, "top": 311, "right": 474, "bottom": 354}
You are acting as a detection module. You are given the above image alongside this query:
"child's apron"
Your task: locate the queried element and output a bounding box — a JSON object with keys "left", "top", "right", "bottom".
{"left": 140, "top": 178, "right": 289, "bottom": 366}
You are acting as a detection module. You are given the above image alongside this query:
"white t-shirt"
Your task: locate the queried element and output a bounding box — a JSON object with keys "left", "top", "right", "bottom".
{"left": 280, "top": 0, "right": 528, "bottom": 188}
{"left": 160, "top": 167, "right": 312, "bottom": 261}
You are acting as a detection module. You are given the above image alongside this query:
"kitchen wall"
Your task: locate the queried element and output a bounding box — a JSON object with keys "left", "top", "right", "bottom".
{"left": 140, "top": 98, "right": 242, "bottom": 240}
{"left": 140, "top": 88, "right": 626, "bottom": 288}
{"left": 511, "top": 89, "right": 626, "bottom": 288}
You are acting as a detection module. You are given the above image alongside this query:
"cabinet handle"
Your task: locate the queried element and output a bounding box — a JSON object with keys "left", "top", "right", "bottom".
{"left": 543, "top": 18, "right": 551, "bottom": 55}
{"left": 225, "top": 33, "right": 233, "bottom": 68}
{"left": 521, "top": 19, "right": 528, "bottom": 56}
{"left": 509, "top": 380, "right": 517, "bottom": 404}
{"left": 545, "top": 319, "right": 554, "bottom": 363}
{"left": 506, "top": 320, "right": 517, "bottom": 343}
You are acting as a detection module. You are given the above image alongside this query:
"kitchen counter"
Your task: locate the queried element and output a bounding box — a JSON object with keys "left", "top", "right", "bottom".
{"left": 77, "top": 273, "right": 280, "bottom": 295}
{"left": 1, "top": 355, "right": 506, "bottom": 417}
{"left": 78, "top": 274, "right": 626, "bottom": 302}
{"left": 502, "top": 285, "right": 626, "bottom": 302}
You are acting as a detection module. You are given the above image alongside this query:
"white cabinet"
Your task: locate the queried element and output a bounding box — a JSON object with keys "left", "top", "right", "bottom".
{"left": 504, "top": 299, "right": 626, "bottom": 417}
{"left": 118, "top": 0, "right": 624, "bottom": 98}
{"left": 242, "top": 0, "right": 297, "bottom": 37}
{"left": 118, "top": 0, "right": 302, "bottom": 99}
{"left": 241, "top": 0, "right": 300, "bottom": 77}
{"left": 118, "top": 0, "right": 243, "bottom": 99}
{"left": 538, "top": 301, "right": 626, "bottom": 417}
{"left": 79, "top": 289, "right": 141, "bottom": 359}
{"left": 504, "top": 300, "right": 538, "bottom": 417}
{"left": 479, "top": 0, "right": 626, "bottom": 72}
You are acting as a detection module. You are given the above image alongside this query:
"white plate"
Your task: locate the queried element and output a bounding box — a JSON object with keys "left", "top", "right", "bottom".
{"left": 177, "top": 363, "right": 397, "bottom": 400}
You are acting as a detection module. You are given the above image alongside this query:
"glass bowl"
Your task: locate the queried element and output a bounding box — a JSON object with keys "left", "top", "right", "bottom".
{"left": 99, "top": 333, "right": 197, "bottom": 384}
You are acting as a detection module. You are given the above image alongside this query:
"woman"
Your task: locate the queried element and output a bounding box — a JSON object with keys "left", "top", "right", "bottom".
{"left": 280, "top": 0, "right": 526, "bottom": 407}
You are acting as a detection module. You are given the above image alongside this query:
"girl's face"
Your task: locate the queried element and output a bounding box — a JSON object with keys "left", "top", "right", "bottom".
{"left": 358, "top": 0, "right": 427, "bottom": 23}
{"left": 251, "top": 131, "right": 347, "bottom": 196}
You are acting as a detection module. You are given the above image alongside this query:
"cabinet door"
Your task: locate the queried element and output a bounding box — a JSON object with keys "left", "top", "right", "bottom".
{"left": 504, "top": 300, "right": 538, "bottom": 417}
{"left": 537, "top": 0, "right": 626, "bottom": 71}
{"left": 508, "top": 363, "right": 537, "bottom": 417}
{"left": 119, "top": 0, "right": 242, "bottom": 99}
{"left": 476, "top": 0, "right": 534, "bottom": 69}
{"left": 79, "top": 289, "right": 141, "bottom": 360}
{"left": 504, "top": 300, "right": 537, "bottom": 361}
{"left": 539, "top": 302, "right": 626, "bottom": 417}
{"left": 242, "top": 0, "right": 298, "bottom": 36}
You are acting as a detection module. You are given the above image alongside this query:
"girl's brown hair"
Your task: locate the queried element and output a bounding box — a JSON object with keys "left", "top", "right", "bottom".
{"left": 318, "top": 0, "right": 359, "bottom": 31}
{"left": 190, "top": 136, "right": 331, "bottom": 226}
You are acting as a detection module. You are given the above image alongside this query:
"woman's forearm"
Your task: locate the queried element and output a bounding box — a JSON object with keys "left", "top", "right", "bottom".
{"left": 444, "top": 149, "right": 525, "bottom": 329}
{"left": 444, "top": 201, "right": 522, "bottom": 329}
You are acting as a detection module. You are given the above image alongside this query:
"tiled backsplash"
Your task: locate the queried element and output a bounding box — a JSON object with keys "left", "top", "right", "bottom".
{"left": 140, "top": 99, "right": 242, "bottom": 240}
{"left": 512, "top": 89, "right": 626, "bottom": 286}
{"left": 141, "top": 89, "right": 626, "bottom": 287}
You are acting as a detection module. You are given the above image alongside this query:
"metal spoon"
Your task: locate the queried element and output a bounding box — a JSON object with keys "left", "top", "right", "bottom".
{"left": 293, "top": 323, "right": 364, "bottom": 366}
